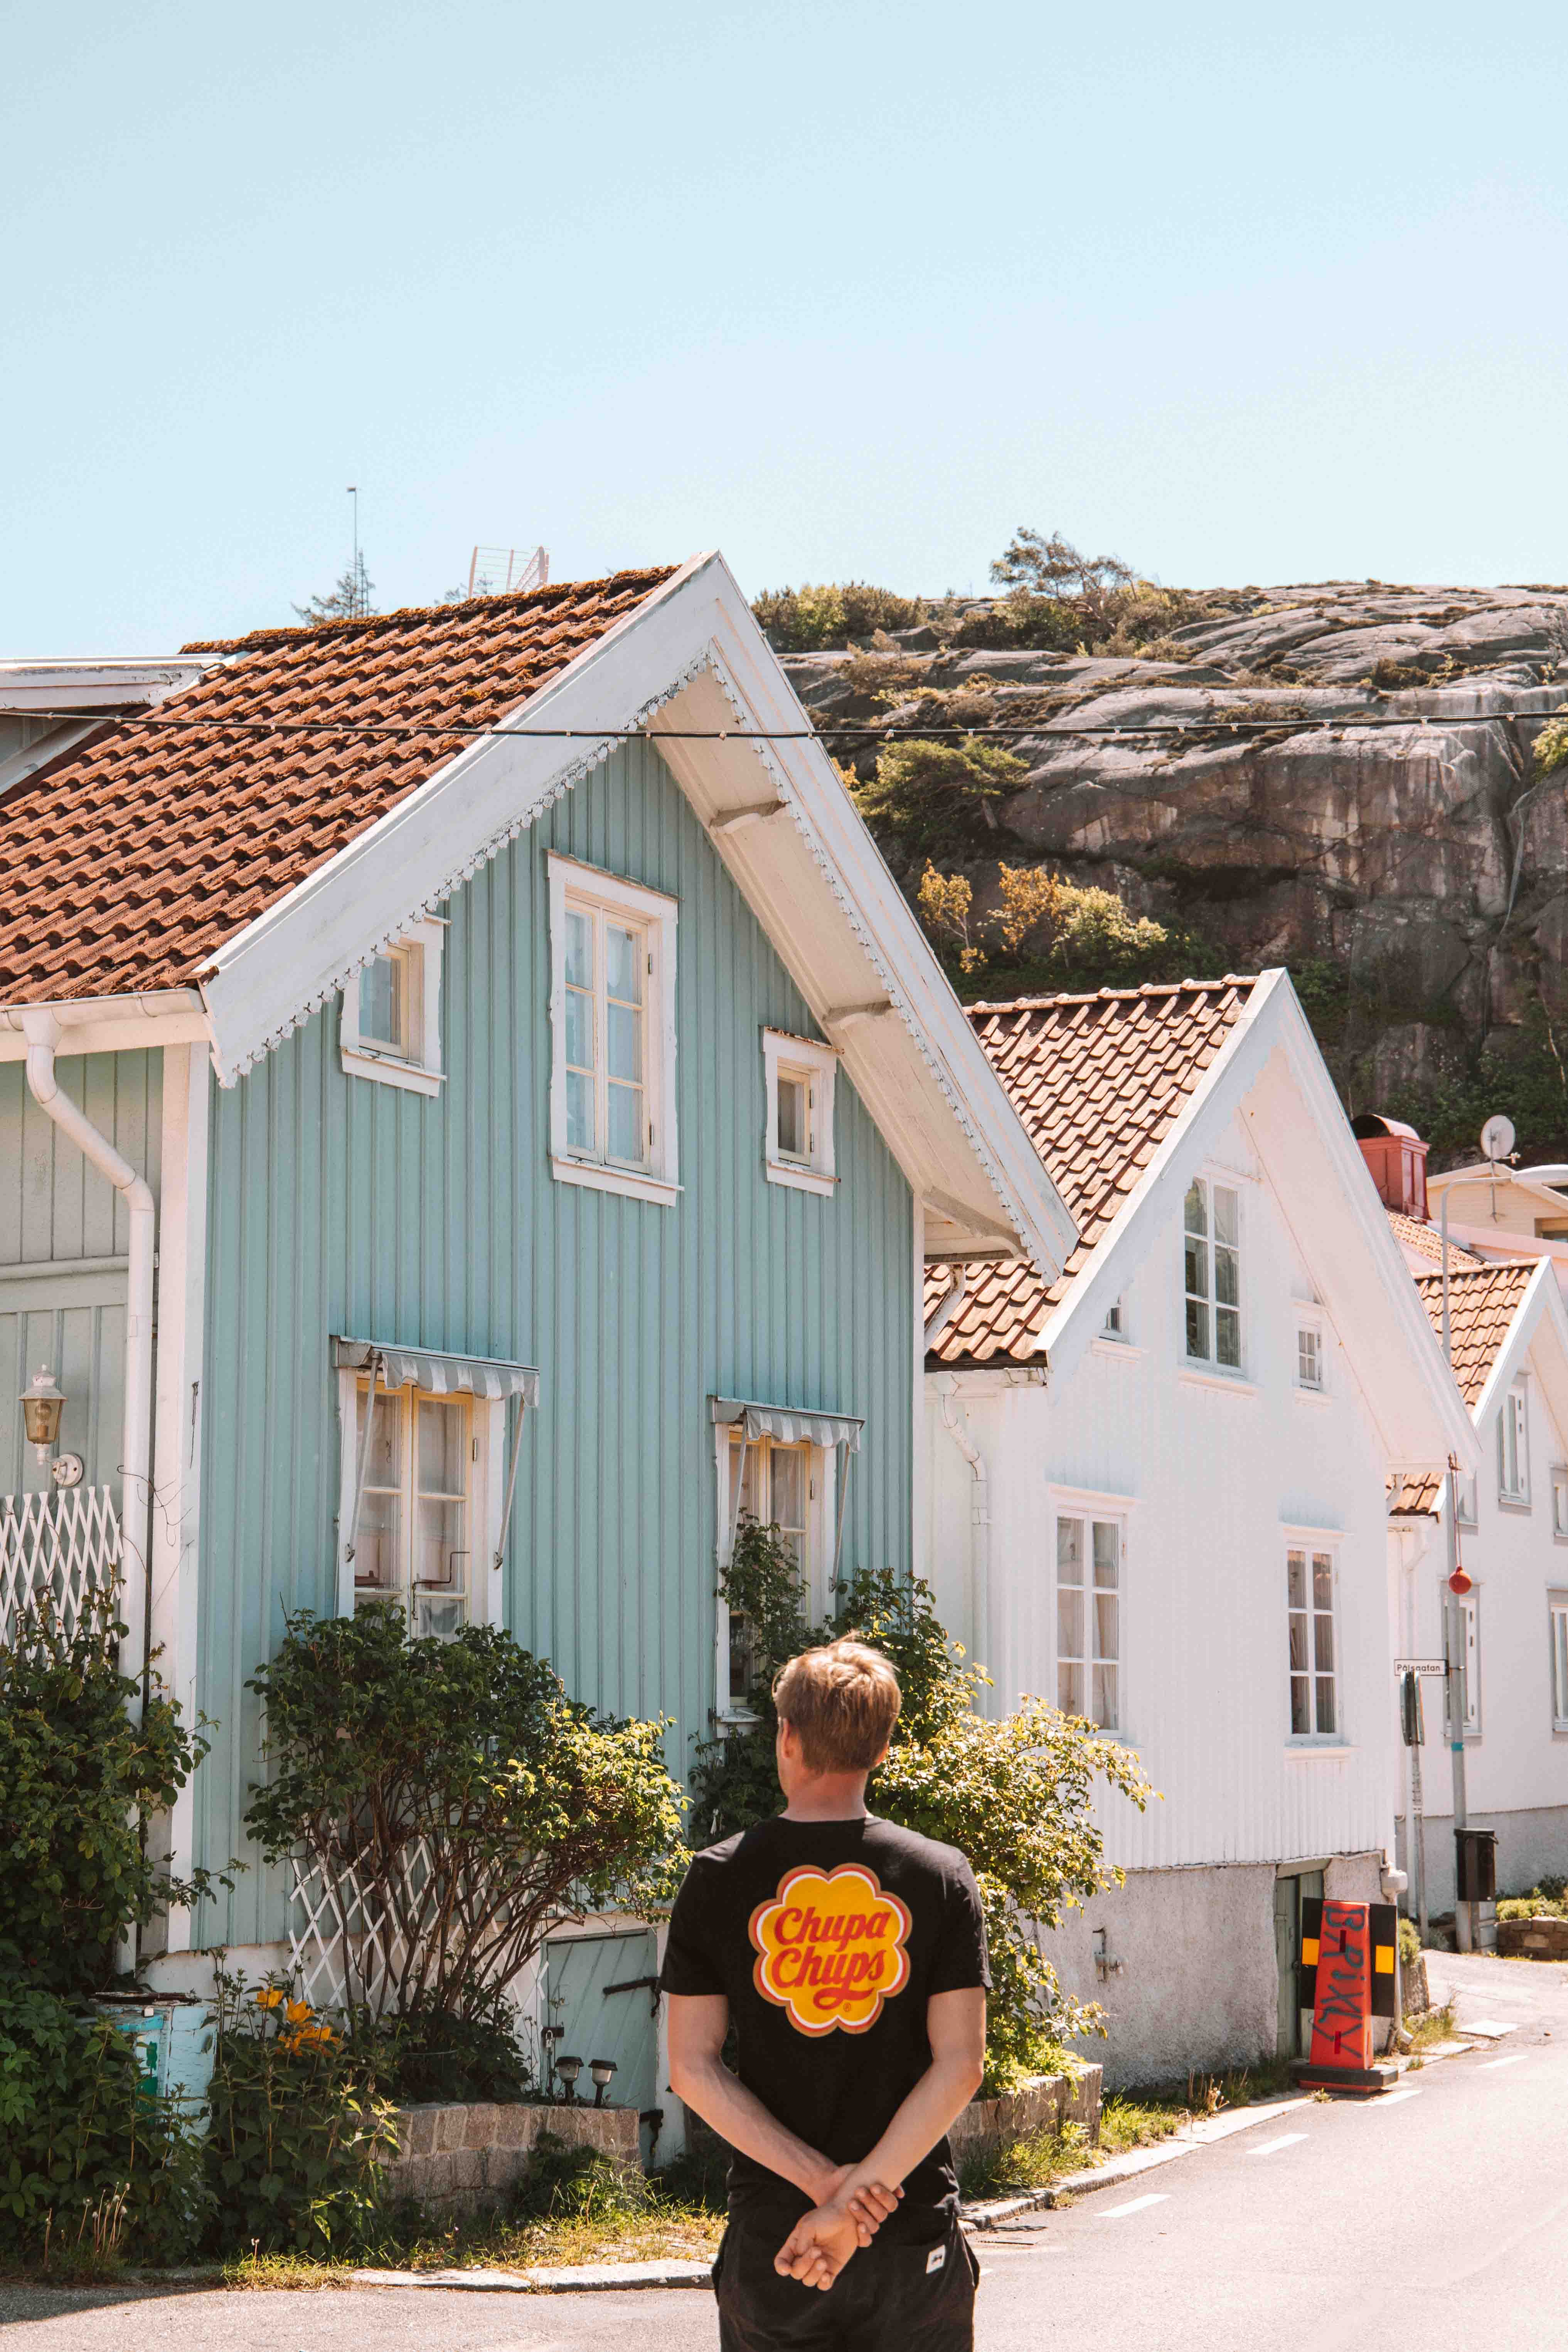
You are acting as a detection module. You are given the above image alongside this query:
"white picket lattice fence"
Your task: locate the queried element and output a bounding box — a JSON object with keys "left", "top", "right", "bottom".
{"left": 0, "top": 1484, "right": 121, "bottom": 1646}
{"left": 289, "top": 1840, "right": 434, "bottom": 2014}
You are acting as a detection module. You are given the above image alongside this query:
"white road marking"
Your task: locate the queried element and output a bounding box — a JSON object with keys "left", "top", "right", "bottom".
{"left": 1245, "top": 2132, "right": 1308, "bottom": 2157}
{"left": 1373, "top": 2087, "right": 1423, "bottom": 2107}
{"left": 1097, "top": 2194, "right": 1170, "bottom": 2219}
{"left": 1479, "top": 2053, "right": 1529, "bottom": 2070}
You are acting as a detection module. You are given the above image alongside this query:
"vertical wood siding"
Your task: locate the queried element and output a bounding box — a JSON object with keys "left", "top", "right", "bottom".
{"left": 0, "top": 1053, "right": 161, "bottom": 1491}
{"left": 195, "top": 742, "right": 914, "bottom": 1941}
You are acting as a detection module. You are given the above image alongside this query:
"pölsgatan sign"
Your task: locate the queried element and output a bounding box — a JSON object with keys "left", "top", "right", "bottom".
{"left": 1395, "top": 1659, "right": 1446, "bottom": 1676}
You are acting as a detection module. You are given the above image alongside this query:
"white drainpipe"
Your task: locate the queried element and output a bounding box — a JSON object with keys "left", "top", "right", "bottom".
{"left": 20, "top": 1007, "right": 156, "bottom": 1709}
{"left": 935, "top": 1371, "right": 990, "bottom": 1697}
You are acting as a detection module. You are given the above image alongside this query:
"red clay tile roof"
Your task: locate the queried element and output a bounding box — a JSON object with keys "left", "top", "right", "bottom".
{"left": 1387, "top": 1209, "right": 1484, "bottom": 1270}
{"left": 0, "top": 567, "right": 678, "bottom": 1004}
{"left": 925, "top": 977, "right": 1257, "bottom": 1365}
{"left": 1389, "top": 1258, "right": 1537, "bottom": 1513}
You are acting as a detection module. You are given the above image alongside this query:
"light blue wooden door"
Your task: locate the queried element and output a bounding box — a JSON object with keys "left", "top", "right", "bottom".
{"left": 543, "top": 1929, "right": 659, "bottom": 2127}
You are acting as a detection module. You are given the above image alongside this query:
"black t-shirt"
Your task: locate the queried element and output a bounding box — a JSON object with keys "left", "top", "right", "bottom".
{"left": 660, "top": 1813, "right": 989, "bottom": 2219}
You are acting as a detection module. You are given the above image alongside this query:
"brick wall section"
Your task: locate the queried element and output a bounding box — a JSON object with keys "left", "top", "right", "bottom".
{"left": 379, "top": 2100, "right": 640, "bottom": 2211}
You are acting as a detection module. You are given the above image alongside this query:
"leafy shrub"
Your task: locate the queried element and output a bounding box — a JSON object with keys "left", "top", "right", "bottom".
{"left": 1397, "top": 1917, "right": 1421, "bottom": 1966}
{"left": 0, "top": 1980, "right": 207, "bottom": 2263}
{"left": 376, "top": 1983, "right": 534, "bottom": 2104}
{"left": 948, "top": 594, "right": 1086, "bottom": 655}
{"left": 916, "top": 860, "right": 1221, "bottom": 995}
{"left": 203, "top": 1970, "right": 398, "bottom": 2254}
{"left": 690, "top": 1560, "right": 1151, "bottom": 2094}
{"left": 0, "top": 1592, "right": 226, "bottom": 1997}
{"left": 244, "top": 1612, "right": 685, "bottom": 2023}
{"left": 1497, "top": 1884, "right": 1568, "bottom": 1922}
{"left": 751, "top": 583, "right": 925, "bottom": 652}
{"left": 853, "top": 737, "right": 1028, "bottom": 862}
{"left": 510, "top": 2131, "right": 647, "bottom": 2224}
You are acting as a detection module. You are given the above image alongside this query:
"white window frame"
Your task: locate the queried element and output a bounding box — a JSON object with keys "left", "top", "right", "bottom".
{"left": 1553, "top": 1470, "right": 1568, "bottom": 1541}
{"left": 1455, "top": 1470, "right": 1479, "bottom": 1527}
{"left": 761, "top": 1029, "right": 839, "bottom": 1199}
{"left": 340, "top": 918, "right": 446, "bottom": 1098}
{"left": 1182, "top": 1173, "right": 1244, "bottom": 1375}
{"left": 1549, "top": 1591, "right": 1568, "bottom": 1732}
{"left": 1442, "top": 1577, "right": 1482, "bottom": 1739}
{"left": 547, "top": 853, "right": 679, "bottom": 1208}
{"left": 713, "top": 1423, "right": 834, "bottom": 1720}
{"left": 1286, "top": 1542, "right": 1342, "bottom": 1744}
{"left": 1498, "top": 1380, "right": 1531, "bottom": 1505}
{"left": 335, "top": 1368, "right": 504, "bottom": 1630}
{"left": 1053, "top": 1510, "right": 1124, "bottom": 1733}
{"left": 1295, "top": 1316, "right": 1326, "bottom": 1394}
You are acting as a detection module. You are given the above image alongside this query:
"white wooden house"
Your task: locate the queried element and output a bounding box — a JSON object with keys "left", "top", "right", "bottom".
{"left": 921, "top": 972, "right": 1473, "bottom": 2086}
{"left": 1389, "top": 1254, "right": 1568, "bottom": 1917}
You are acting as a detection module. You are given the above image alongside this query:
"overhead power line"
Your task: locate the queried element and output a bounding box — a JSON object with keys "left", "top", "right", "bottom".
{"left": 20, "top": 704, "right": 1568, "bottom": 748}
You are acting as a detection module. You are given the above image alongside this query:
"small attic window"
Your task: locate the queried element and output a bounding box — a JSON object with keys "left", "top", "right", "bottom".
{"left": 340, "top": 920, "right": 446, "bottom": 1099}
{"left": 763, "top": 1029, "right": 839, "bottom": 1199}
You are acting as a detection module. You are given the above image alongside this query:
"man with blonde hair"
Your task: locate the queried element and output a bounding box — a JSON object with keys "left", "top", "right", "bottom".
{"left": 664, "top": 1638, "right": 989, "bottom": 2349}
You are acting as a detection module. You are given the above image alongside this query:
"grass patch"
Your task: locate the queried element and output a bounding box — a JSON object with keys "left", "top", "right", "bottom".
{"left": 957, "top": 2057, "right": 1300, "bottom": 2205}
{"left": 1403, "top": 2002, "right": 1457, "bottom": 2055}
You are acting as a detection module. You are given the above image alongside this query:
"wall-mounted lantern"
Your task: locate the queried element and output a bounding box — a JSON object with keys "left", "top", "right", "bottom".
{"left": 22, "top": 1367, "right": 66, "bottom": 1463}
{"left": 20, "top": 1367, "right": 82, "bottom": 1488}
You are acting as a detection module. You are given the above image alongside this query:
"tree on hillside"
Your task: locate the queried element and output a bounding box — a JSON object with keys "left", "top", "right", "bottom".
{"left": 990, "top": 528, "right": 1135, "bottom": 623}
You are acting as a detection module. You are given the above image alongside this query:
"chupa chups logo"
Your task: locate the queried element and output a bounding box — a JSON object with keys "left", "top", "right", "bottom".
{"left": 749, "top": 1864, "right": 913, "bottom": 2036}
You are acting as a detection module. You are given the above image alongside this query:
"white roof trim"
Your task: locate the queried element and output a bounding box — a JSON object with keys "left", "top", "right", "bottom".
{"left": 0, "top": 991, "right": 211, "bottom": 1063}
{"left": 195, "top": 553, "right": 1076, "bottom": 1284}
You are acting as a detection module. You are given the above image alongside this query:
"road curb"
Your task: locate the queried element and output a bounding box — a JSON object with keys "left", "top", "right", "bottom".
{"left": 348, "top": 2260, "right": 714, "bottom": 2293}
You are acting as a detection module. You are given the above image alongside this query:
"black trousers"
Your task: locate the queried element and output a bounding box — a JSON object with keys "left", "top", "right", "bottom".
{"left": 713, "top": 2203, "right": 979, "bottom": 2352}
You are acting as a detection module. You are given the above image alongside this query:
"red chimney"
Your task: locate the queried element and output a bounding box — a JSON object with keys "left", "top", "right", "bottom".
{"left": 1352, "top": 1113, "right": 1429, "bottom": 1220}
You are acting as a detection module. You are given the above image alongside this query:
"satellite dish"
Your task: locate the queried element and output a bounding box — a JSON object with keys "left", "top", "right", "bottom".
{"left": 1480, "top": 1114, "right": 1516, "bottom": 1164}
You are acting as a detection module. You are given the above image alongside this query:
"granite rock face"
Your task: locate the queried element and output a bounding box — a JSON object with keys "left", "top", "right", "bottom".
{"left": 781, "top": 581, "right": 1568, "bottom": 1106}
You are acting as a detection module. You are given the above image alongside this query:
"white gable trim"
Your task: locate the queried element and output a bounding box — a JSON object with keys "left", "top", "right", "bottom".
{"left": 1040, "top": 970, "right": 1475, "bottom": 1469}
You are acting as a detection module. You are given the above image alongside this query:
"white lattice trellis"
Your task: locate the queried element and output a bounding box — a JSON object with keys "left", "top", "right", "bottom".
{"left": 289, "top": 1841, "right": 433, "bottom": 2013}
{"left": 0, "top": 1484, "right": 121, "bottom": 1646}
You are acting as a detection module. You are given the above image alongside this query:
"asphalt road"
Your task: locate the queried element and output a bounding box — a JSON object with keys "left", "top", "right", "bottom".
{"left": 6, "top": 1950, "right": 1567, "bottom": 2352}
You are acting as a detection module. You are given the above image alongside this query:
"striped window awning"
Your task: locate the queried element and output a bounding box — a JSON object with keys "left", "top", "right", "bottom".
{"left": 333, "top": 1336, "right": 540, "bottom": 1407}
{"left": 710, "top": 1396, "right": 863, "bottom": 1452}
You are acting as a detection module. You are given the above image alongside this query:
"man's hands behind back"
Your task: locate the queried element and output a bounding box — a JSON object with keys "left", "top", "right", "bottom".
{"left": 773, "top": 2173, "right": 902, "bottom": 2291}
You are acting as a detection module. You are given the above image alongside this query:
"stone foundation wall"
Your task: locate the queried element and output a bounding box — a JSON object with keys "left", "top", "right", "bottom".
{"left": 379, "top": 2099, "right": 640, "bottom": 2212}
{"left": 1497, "top": 1914, "right": 1568, "bottom": 1961}
{"left": 947, "top": 2066, "right": 1103, "bottom": 2162}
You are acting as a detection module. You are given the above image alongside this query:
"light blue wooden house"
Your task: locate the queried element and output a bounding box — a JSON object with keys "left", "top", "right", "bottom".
{"left": 0, "top": 561, "right": 1072, "bottom": 2139}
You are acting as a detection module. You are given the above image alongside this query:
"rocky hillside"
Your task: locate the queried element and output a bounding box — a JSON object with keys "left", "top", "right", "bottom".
{"left": 776, "top": 579, "right": 1568, "bottom": 1164}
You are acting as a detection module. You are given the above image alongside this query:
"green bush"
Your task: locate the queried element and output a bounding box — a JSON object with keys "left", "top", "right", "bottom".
{"left": 0, "top": 1980, "right": 207, "bottom": 2263}
{"left": 852, "top": 736, "right": 1029, "bottom": 863}
{"left": 751, "top": 583, "right": 926, "bottom": 652}
{"left": 1397, "top": 1917, "right": 1421, "bottom": 1966}
{"left": 203, "top": 1969, "right": 398, "bottom": 2254}
{"left": 0, "top": 1592, "right": 225, "bottom": 1997}
{"left": 510, "top": 2131, "right": 647, "bottom": 2224}
{"left": 691, "top": 1560, "right": 1151, "bottom": 2094}
{"left": 244, "top": 1612, "right": 686, "bottom": 2023}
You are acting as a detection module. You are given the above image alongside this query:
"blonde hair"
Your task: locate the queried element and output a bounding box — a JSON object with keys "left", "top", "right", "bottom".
{"left": 773, "top": 1639, "right": 902, "bottom": 1774}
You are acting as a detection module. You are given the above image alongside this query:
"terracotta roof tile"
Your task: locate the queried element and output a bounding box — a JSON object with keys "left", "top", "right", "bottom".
{"left": 1386, "top": 1209, "right": 1484, "bottom": 1270}
{"left": 1388, "top": 1258, "right": 1536, "bottom": 1513}
{"left": 925, "top": 977, "right": 1257, "bottom": 1364}
{"left": 0, "top": 567, "right": 678, "bottom": 1003}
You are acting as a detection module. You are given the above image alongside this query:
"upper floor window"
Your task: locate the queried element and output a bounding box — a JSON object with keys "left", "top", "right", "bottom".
{"left": 1296, "top": 1319, "right": 1325, "bottom": 1392}
{"left": 340, "top": 920, "right": 446, "bottom": 1098}
{"left": 1455, "top": 1470, "right": 1478, "bottom": 1526}
{"left": 1103, "top": 1298, "right": 1125, "bottom": 1338}
{"left": 1183, "top": 1178, "right": 1241, "bottom": 1371}
{"left": 762, "top": 1030, "right": 839, "bottom": 1198}
{"left": 1553, "top": 1470, "right": 1568, "bottom": 1540}
{"left": 1056, "top": 1515, "right": 1121, "bottom": 1730}
{"left": 1498, "top": 1380, "right": 1530, "bottom": 1504}
{"left": 1287, "top": 1546, "right": 1338, "bottom": 1740}
{"left": 548, "top": 854, "right": 679, "bottom": 1208}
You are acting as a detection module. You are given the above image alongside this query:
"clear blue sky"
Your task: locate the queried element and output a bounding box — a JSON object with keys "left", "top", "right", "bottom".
{"left": 7, "top": 1, "right": 1568, "bottom": 653}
